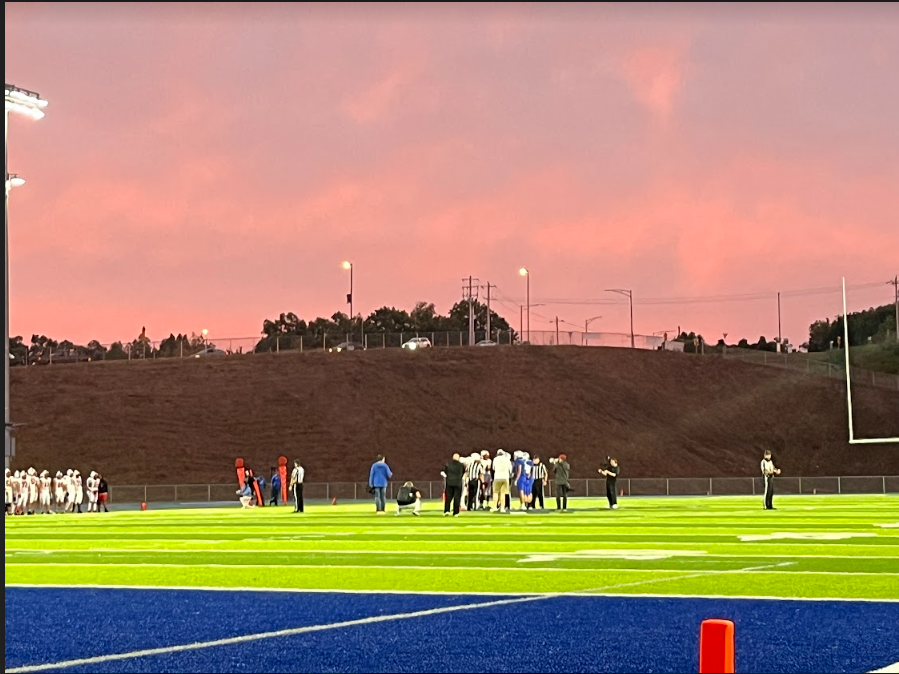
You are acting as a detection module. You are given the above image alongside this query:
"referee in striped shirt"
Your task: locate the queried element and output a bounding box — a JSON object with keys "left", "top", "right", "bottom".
{"left": 465, "top": 455, "right": 483, "bottom": 512}
{"left": 531, "top": 457, "right": 548, "bottom": 510}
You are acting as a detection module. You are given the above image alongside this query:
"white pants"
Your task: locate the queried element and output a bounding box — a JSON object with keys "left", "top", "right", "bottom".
{"left": 40, "top": 491, "right": 51, "bottom": 507}
{"left": 89, "top": 490, "right": 98, "bottom": 504}
{"left": 55, "top": 489, "right": 65, "bottom": 505}
{"left": 75, "top": 489, "right": 84, "bottom": 505}
{"left": 396, "top": 499, "right": 421, "bottom": 515}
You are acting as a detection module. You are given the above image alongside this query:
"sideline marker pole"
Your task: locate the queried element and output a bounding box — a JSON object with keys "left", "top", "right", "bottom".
{"left": 699, "top": 618, "right": 735, "bottom": 673}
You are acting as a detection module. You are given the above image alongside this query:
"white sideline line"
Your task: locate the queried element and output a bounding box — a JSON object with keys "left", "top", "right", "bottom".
{"left": 7, "top": 583, "right": 899, "bottom": 603}
{"left": 5, "top": 563, "right": 786, "bottom": 673}
{"left": 4, "top": 562, "right": 893, "bottom": 576}
{"left": 870, "top": 663, "right": 899, "bottom": 673}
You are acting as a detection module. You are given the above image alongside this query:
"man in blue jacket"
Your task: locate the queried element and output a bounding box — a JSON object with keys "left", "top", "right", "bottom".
{"left": 369, "top": 455, "right": 392, "bottom": 515}
{"left": 270, "top": 472, "right": 281, "bottom": 506}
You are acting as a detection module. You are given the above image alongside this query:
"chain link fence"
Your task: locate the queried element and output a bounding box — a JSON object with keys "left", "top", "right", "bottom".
{"left": 108, "top": 475, "right": 898, "bottom": 504}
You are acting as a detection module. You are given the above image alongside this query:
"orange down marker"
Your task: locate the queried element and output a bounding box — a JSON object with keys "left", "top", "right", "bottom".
{"left": 699, "top": 619, "right": 735, "bottom": 673}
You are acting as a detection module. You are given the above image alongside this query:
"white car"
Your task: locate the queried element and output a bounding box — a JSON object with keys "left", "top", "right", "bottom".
{"left": 401, "top": 337, "right": 432, "bottom": 350}
{"left": 475, "top": 340, "right": 497, "bottom": 347}
{"left": 193, "top": 347, "right": 227, "bottom": 358}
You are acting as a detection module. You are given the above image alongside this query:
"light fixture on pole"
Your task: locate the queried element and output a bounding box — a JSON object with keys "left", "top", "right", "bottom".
{"left": 6, "top": 174, "right": 25, "bottom": 193}
{"left": 5, "top": 83, "right": 48, "bottom": 471}
{"left": 519, "top": 267, "right": 530, "bottom": 344}
{"left": 585, "top": 315, "right": 603, "bottom": 346}
{"left": 341, "top": 260, "right": 353, "bottom": 321}
{"left": 605, "top": 288, "right": 635, "bottom": 348}
{"left": 201, "top": 328, "right": 209, "bottom": 348}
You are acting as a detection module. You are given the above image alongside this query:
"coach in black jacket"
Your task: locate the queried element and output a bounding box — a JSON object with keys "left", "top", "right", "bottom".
{"left": 442, "top": 453, "right": 466, "bottom": 517}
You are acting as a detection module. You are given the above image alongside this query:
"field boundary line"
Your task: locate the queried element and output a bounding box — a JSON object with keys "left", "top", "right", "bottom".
{"left": 870, "top": 662, "right": 899, "bottom": 673}
{"left": 5, "top": 562, "right": 894, "bottom": 576}
{"left": 7, "top": 583, "right": 898, "bottom": 602}
{"left": 4, "top": 563, "right": 786, "bottom": 673}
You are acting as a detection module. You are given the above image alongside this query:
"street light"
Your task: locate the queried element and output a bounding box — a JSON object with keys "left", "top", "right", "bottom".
{"left": 584, "top": 315, "right": 603, "bottom": 346}
{"left": 341, "top": 260, "right": 362, "bottom": 346}
{"left": 605, "top": 289, "right": 635, "bottom": 348}
{"left": 5, "top": 83, "right": 48, "bottom": 471}
{"left": 201, "top": 328, "right": 209, "bottom": 348}
{"left": 519, "top": 267, "right": 529, "bottom": 343}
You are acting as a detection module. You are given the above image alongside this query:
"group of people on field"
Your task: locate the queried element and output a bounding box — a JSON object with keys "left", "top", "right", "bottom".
{"left": 367, "top": 451, "right": 621, "bottom": 517}
{"left": 5, "top": 468, "right": 109, "bottom": 516}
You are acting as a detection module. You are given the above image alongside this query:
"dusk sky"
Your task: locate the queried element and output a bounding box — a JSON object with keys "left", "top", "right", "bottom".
{"left": 5, "top": 3, "right": 898, "bottom": 347}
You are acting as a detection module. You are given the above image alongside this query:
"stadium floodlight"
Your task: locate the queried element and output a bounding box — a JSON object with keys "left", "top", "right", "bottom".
{"left": 5, "top": 85, "right": 48, "bottom": 120}
{"left": 6, "top": 174, "right": 25, "bottom": 192}
{"left": 5, "top": 83, "right": 48, "bottom": 471}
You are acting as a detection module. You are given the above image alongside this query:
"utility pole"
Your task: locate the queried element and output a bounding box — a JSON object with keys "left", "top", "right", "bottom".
{"left": 777, "top": 291, "right": 782, "bottom": 351}
{"left": 520, "top": 305, "right": 523, "bottom": 344}
{"left": 555, "top": 316, "right": 560, "bottom": 345}
{"left": 462, "top": 276, "right": 479, "bottom": 346}
{"left": 893, "top": 275, "right": 899, "bottom": 343}
{"left": 484, "top": 282, "right": 495, "bottom": 342}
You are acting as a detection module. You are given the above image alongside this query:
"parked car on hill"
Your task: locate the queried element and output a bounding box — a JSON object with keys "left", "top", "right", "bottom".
{"left": 329, "top": 342, "right": 364, "bottom": 353}
{"left": 401, "top": 337, "right": 432, "bottom": 350}
{"left": 193, "top": 347, "right": 227, "bottom": 358}
{"left": 475, "top": 340, "right": 497, "bottom": 347}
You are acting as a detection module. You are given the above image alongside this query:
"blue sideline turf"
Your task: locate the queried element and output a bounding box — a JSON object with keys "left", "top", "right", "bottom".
{"left": 5, "top": 588, "right": 899, "bottom": 673}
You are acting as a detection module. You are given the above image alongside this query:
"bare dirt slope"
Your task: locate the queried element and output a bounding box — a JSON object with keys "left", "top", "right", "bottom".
{"left": 9, "top": 347, "right": 899, "bottom": 485}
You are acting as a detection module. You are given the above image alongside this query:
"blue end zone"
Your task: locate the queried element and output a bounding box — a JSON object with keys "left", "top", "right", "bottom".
{"left": 5, "top": 588, "right": 899, "bottom": 673}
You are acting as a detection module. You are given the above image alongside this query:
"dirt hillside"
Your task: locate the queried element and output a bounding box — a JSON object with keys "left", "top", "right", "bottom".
{"left": 9, "top": 347, "right": 899, "bottom": 484}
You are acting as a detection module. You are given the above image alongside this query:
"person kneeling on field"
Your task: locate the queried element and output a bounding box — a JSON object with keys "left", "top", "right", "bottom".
{"left": 395, "top": 481, "right": 421, "bottom": 516}
{"left": 237, "top": 483, "right": 255, "bottom": 509}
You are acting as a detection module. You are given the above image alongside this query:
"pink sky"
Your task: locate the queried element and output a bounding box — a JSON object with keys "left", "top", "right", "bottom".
{"left": 5, "top": 3, "right": 898, "bottom": 346}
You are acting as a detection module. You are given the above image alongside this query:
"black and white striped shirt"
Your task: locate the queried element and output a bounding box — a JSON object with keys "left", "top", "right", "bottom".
{"left": 466, "top": 460, "right": 483, "bottom": 482}
{"left": 533, "top": 463, "right": 548, "bottom": 482}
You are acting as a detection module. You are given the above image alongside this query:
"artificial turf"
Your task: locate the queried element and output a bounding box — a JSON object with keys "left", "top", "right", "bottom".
{"left": 6, "top": 495, "right": 898, "bottom": 601}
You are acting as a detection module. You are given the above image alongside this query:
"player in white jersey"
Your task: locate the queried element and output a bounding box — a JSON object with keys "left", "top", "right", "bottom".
{"left": 86, "top": 472, "right": 99, "bottom": 512}
{"left": 16, "top": 471, "right": 28, "bottom": 515}
{"left": 26, "top": 467, "right": 40, "bottom": 514}
{"left": 73, "top": 471, "right": 84, "bottom": 513}
{"left": 39, "top": 470, "right": 53, "bottom": 514}
{"left": 5, "top": 469, "right": 13, "bottom": 516}
{"left": 54, "top": 472, "right": 66, "bottom": 509}
{"left": 65, "top": 470, "right": 76, "bottom": 512}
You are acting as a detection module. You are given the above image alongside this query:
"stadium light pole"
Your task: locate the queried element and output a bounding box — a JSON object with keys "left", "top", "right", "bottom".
{"left": 201, "top": 328, "right": 209, "bottom": 348}
{"left": 605, "top": 288, "right": 635, "bottom": 348}
{"left": 5, "top": 84, "right": 48, "bottom": 471}
{"left": 519, "top": 267, "right": 530, "bottom": 344}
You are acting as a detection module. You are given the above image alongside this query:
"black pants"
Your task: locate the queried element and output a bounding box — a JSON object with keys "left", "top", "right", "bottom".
{"left": 607, "top": 480, "right": 618, "bottom": 508}
{"left": 270, "top": 491, "right": 279, "bottom": 506}
{"left": 765, "top": 476, "right": 775, "bottom": 509}
{"left": 445, "top": 484, "right": 462, "bottom": 515}
{"left": 293, "top": 484, "right": 304, "bottom": 513}
{"left": 533, "top": 483, "right": 545, "bottom": 509}
{"left": 556, "top": 485, "right": 569, "bottom": 510}
{"left": 466, "top": 479, "right": 480, "bottom": 512}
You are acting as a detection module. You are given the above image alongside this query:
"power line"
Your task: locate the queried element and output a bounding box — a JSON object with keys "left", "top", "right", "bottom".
{"left": 497, "top": 279, "right": 892, "bottom": 307}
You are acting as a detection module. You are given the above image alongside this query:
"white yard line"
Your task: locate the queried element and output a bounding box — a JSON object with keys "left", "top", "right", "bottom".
{"left": 7, "top": 583, "right": 898, "bottom": 603}
{"left": 5, "top": 563, "right": 788, "bottom": 673}
{"left": 870, "top": 663, "right": 899, "bottom": 673}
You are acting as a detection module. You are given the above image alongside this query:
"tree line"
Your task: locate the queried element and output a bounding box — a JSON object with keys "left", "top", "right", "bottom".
{"left": 8, "top": 300, "right": 514, "bottom": 364}
{"left": 9, "top": 301, "right": 893, "bottom": 365}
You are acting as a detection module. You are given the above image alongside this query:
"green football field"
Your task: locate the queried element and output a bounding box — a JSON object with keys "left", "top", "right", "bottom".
{"left": 5, "top": 495, "right": 898, "bottom": 600}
